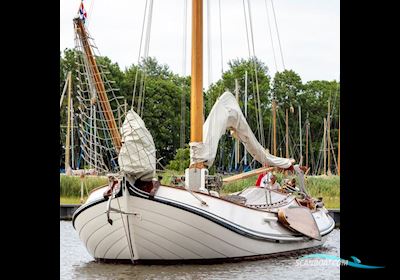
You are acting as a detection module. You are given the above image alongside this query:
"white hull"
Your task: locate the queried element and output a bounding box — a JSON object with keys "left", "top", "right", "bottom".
{"left": 73, "top": 185, "right": 335, "bottom": 262}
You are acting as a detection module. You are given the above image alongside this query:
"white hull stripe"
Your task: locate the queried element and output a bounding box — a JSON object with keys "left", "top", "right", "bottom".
{"left": 73, "top": 187, "right": 335, "bottom": 243}
{"left": 128, "top": 186, "right": 335, "bottom": 241}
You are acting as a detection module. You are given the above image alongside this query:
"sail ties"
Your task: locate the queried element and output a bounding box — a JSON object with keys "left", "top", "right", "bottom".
{"left": 118, "top": 109, "right": 156, "bottom": 181}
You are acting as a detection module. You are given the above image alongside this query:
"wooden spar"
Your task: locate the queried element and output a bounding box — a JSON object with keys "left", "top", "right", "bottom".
{"left": 338, "top": 117, "right": 340, "bottom": 175}
{"left": 328, "top": 133, "right": 338, "bottom": 173}
{"left": 80, "top": 176, "right": 84, "bottom": 204}
{"left": 65, "top": 71, "right": 72, "bottom": 175}
{"left": 190, "top": 0, "right": 204, "bottom": 168}
{"left": 327, "top": 99, "right": 331, "bottom": 175}
{"left": 244, "top": 71, "right": 248, "bottom": 165}
{"left": 305, "top": 119, "right": 309, "bottom": 168}
{"left": 118, "top": 106, "right": 121, "bottom": 129}
{"left": 235, "top": 79, "right": 240, "bottom": 170}
{"left": 285, "top": 108, "right": 289, "bottom": 158}
{"left": 284, "top": 108, "right": 289, "bottom": 176}
{"left": 180, "top": 83, "right": 186, "bottom": 148}
{"left": 323, "top": 117, "right": 327, "bottom": 175}
{"left": 74, "top": 18, "right": 122, "bottom": 152}
{"left": 298, "top": 105, "right": 302, "bottom": 164}
{"left": 223, "top": 166, "right": 275, "bottom": 184}
{"left": 60, "top": 73, "right": 70, "bottom": 109}
{"left": 94, "top": 105, "right": 98, "bottom": 170}
{"left": 272, "top": 99, "right": 277, "bottom": 156}
{"left": 71, "top": 94, "right": 75, "bottom": 170}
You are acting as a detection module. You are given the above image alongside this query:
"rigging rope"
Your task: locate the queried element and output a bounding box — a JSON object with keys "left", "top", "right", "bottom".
{"left": 132, "top": 0, "right": 149, "bottom": 110}
{"left": 207, "top": 0, "right": 213, "bottom": 87}
{"left": 247, "top": 0, "right": 265, "bottom": 148}
{"left": 270, "top": 0, "right": 286, "bottom": 69}
{"left": 74, "top": 23, "right": 123, "bottom": 174}
{"left": 264, "top": 0, "right": 278, "bottom": 73}
{"left": 242, "top": 0, "right": 251, "bottom": 58}
{"left": 86, "top": 0, "right": 95, "bottom": 28}
{"left": 218, "top": 0, "right": 224, "bottom": 75}
{"left": 241, "top": 0, "right": 261, "bottom": 146}
{"left": 137, "top": 0, "right": 154, "bottom": 117}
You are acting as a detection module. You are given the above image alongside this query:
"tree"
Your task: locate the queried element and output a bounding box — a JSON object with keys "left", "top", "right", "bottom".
{"left": 60, "top": 50, "right": 340, "bottom": 175}
{"left": 204, "top": 57, "right": 272, "bottom": 170}
{"left": 301, "top": 80, "right": 340, "bottom": 172}
{"left": 167, "top": 147, "right": 190, "bottom": 171}
{"left": 122, "top": 57, "right": 191, "bottom": 165}
{"left": 271, "top": 70, "right": 303, "bottom": 109}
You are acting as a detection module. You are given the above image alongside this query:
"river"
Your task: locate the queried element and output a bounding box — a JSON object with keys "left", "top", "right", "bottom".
{"left": 61, "top": 221, "right": 339, "bottom": 279}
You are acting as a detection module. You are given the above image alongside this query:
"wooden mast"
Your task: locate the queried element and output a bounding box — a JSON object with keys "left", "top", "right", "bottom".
{"left": 71, "top": 92, "right": 75, "bottom": 170}
{"left": 65, "top": 71, "right": 72, "bottom": 175}
{"left": 74, "top": 18, "right": 122, "bottom": 152}
{"left": 60, "top": 74, "right": 69, "bottom": 109}
{"left": 235, "top": 79, "right": 240, "bottom": 170}
{"left": 327, "top": 99, "right": 331, "bottom": 175}
{"left": 323, "top": 117, "right": 327, "bottom": 175}
{"left": 338, "top": 116, "right": 340, "bottom": 175}
{"left": 305, "top": 119, "right": 309, "bottom": 168}
{"left": 190, "top": 0, "right": 204, "bottom": 168}
{"left": 285, "top": 108, "right": 289, "bottom": 158}
{"left": 244, "top": 71, "right": 248, "bottom": 166}
{"left": 118, "top": 106, "right": 121, "bottom": 129}
{"left": 298, "top": 105, "right": 302, "bottom": 164}
{"left": 272, "top": 99, "right": 277, "bottom": 156}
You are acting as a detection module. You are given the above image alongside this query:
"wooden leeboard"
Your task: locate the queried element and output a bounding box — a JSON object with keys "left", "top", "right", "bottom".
{"left": 278, "top": 207, "right": 321, "bottom": 240}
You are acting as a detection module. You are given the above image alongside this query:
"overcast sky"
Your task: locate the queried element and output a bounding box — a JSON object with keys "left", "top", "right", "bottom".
{"left": 60, "top": 0, "right": 340, "bottom": 87}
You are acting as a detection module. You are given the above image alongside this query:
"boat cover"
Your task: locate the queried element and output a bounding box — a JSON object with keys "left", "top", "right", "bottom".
{"left": 118, "top": 109, "right": 156, "bottom": 181}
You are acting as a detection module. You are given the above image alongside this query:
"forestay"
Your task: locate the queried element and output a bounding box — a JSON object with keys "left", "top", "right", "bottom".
{"left": 190, "top": 91, "right": 293, "bottom": 168}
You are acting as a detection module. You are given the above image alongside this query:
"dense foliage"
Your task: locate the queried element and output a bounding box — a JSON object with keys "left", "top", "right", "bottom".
{"left": 60, "top": 49, "right": 339, "bottom": 174}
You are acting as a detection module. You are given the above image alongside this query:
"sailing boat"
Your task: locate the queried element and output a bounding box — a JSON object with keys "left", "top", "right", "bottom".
{"left": 72, "top": 0, "right": 334, "bottom": 263}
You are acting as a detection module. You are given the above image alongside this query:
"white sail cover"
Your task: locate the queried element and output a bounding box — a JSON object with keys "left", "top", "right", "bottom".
{"left": 118, "top": 110, "right": 156, "bottom": 181}
{"left": 190, "top": 91, "right": 293, "bottom": 169}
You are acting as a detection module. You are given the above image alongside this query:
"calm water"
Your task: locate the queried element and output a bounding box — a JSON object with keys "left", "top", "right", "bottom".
{"left": 61, "top": 221, "right": 339, "bottom": 280}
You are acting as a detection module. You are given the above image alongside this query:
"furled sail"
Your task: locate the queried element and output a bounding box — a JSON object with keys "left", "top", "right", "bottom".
{"left": 190, "top": 91, "right": 293, "bottom": 168}
{"left": 118, "top": 109, "right": 156, "bottom": 181}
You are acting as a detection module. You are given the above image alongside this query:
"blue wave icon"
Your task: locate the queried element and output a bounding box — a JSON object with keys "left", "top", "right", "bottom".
{"left": 300, "top": 254, "right": 384, "bottom": 269}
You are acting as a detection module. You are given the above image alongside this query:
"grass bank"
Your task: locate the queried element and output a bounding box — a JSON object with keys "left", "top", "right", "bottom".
{"left": 60, "top": 171, "right": 340, "bottom": 208}
{"left": 60, "top": 175, "right": 108, "bottom": 204}
{"left": 60, "top": 196, "right": 84, "bottom": 204}
{"left": 159, "top": 170, "right": 340, "bottom": 208}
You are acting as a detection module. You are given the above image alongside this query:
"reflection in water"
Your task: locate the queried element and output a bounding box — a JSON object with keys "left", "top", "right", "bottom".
{"left": 61, "top": 221, "right": 339, "bottom": 280}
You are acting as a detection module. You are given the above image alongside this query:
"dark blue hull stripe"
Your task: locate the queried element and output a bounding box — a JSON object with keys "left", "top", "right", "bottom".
{"left": 73, "top": 186, "right": 335, "bottom": 242}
